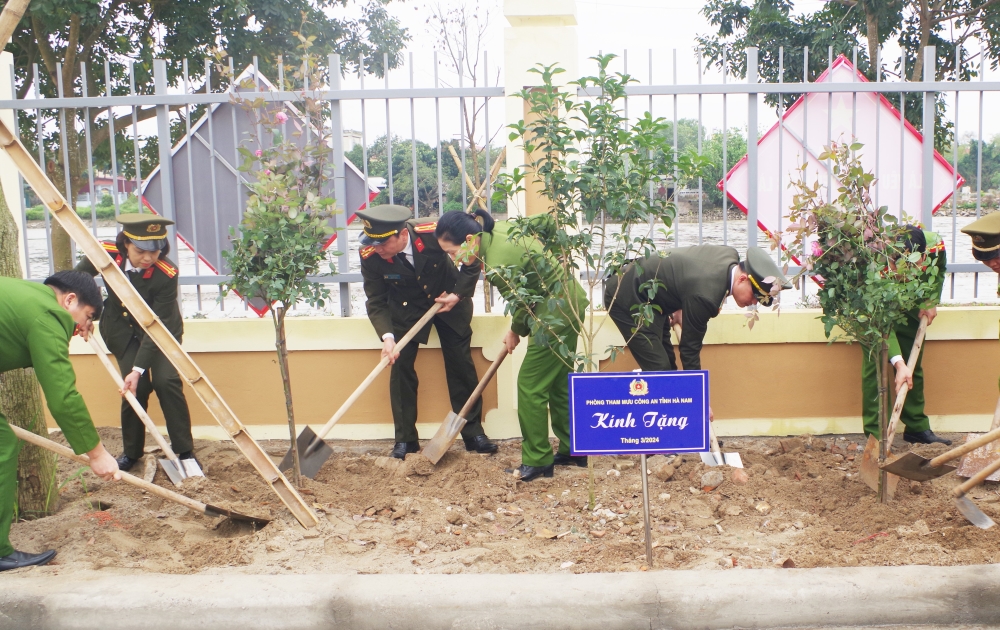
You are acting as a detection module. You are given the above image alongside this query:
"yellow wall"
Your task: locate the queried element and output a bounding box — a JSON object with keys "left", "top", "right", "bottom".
{"left": 53, "top": 307, "right": 1000, "bottom": 439}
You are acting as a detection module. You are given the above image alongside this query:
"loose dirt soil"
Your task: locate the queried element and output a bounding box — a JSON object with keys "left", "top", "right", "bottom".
{"left": 8, "top": 428, "right": 1000, "bottom": 576}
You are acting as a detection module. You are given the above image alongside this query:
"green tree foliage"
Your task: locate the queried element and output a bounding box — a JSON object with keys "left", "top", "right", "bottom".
{"left": 654, "top": 119, "right": 748, "bottom": 207}
{"left": 6, "top": 0, "right": 408, "bottom": 268}
{"left": 956, "top": 135, "right": 1000, "bottom": 194}
{"left": 346, "top": 136, "right": 507, "bottom": 215}
{"left": 697, "top": 0, "right": 1000, "bottom": 151}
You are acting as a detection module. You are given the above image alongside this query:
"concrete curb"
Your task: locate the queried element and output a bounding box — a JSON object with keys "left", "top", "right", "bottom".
{"left": 2, "top": 564, "right": 1000, "bottom": 629}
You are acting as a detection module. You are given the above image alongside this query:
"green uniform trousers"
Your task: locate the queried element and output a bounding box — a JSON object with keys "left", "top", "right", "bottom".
{"left": 0, "top": 416, "right": 19, "bottom": 556}
{"left": 517, "top": 327, "right": 578, "bottom": 467}
{"left": 389, "top": 314, "right": 485, "bottom": 444}
{"left": 116, "top": 339, "right": 193, "bottom": 459}
{"left": 861, "top": 311, "right": 930, "bottom": 438}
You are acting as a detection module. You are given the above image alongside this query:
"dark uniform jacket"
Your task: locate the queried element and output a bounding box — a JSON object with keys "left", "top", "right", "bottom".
{"left": 608, "top": 245, "right": 740, "bottom": 371}
{"left": 75, "top": 242, "right": 182, "bottom": 370}
{"left": 361, "top": 219, "right": 480, "bottom": 343}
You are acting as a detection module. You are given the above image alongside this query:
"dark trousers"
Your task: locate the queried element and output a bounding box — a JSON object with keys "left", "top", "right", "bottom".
{"left": 389, "top": 314, "right": 485, "bottom": 443}
{"left": 115, "top": 339, "right": 193, "bottom": 459}
{"left": 861, "top": 311, "right": 931, "bottom": 438}
{"left": 607, "top": 301, "right": 678, "bottom": 371}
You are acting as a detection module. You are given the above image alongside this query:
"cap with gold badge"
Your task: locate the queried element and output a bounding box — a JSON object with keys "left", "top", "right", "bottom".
{"left": 356, "top": 205, "right": 412, "bottom": 246}
{"left": 960, "top": 212, "right": 1000, "bottom": 261}
{"left": 744, "top": 247, "right": 793, "bottom": 306}
{"left": 117, "top": 213, "right": 173, "bottom": 252}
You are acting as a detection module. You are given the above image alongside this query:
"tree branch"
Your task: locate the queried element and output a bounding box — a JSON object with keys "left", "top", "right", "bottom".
{"left": 30, "top": 14, "right": 58, "bottom": 78}
{"left": 932, "top": 0, "right": 1000, "bottom": 25}
{"left": 63, "top": 13, "right": 81, "bottom": 80}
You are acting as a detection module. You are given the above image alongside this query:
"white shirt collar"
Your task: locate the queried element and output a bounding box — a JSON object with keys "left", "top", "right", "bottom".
{"left": 124, "top": 257, "right": 138, "bottom": 273}
{"left": 400, "top": 233, "right": 414, "bottom": 259}
{"left": 728, "top": 264, "right": 738, "bottom": 297}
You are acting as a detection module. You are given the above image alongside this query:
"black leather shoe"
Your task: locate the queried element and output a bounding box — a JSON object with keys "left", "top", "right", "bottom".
{"left": 903, "top": 430, "right": 952, "bottom": 445}
{"left": 463, "top": 435, "right": 498, "bottom": 454}
{"left": 0, "top": 549, "right": 57, "bottom": 572}
{"left": 505, "top": 464, "right": 554, "bottom": 482}
{"left": 115, "top": 453, "right": 141, "bottom": 471}
{"left": 553, "top": 453, "right": 588, "bottom": 467}
{"left": 390, "top": 441, "right": 420, "bottom": 460}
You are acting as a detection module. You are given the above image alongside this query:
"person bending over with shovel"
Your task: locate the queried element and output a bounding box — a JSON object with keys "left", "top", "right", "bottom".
{"left": 0, "top": 271, "right": 121, "bottom": 571}
{"left": 75, "top": 214, "right": 198, "bottom": 472}
{"left": 603, "top": 246, "right": 792, "bottom": 421}
{"left": 436, "top": 209, "right": 588, "bottom": 482}
{"left": 358, "top": 205, "right": 497, "bottom": 460}
{"left": 862, "top": 225, "right": 949, "bottom": 445}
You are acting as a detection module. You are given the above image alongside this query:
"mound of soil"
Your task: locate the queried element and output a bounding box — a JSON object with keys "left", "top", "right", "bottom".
{"left": 9, "top": 428, "right": 1000, "bottom": 576}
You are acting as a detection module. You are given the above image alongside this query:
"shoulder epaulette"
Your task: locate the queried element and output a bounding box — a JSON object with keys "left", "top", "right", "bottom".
{"left": 360, "top": 245, "right": 377, "bottom": 259}
{"left": 927, "top": 241, "right": 945, "bottom": 255}
{"left": 413, "top": 222, "right": 437, "bottom": 234}
{"left": 153, "top": 259, "right": 177, "bottom": 278}
{"left": 102, "top": 241, "right": 119, "bottom": 254}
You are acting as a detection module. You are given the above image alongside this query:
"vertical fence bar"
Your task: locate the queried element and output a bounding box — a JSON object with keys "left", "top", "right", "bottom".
{"left": 228, "top": 57, "right": 243, "bottom": 232}
{"left": 360, "top": 54, "right": 370, "bottom": 210}
{"left": 825, "top": 47, "right": 832, "bottom": 202}
{"left": 672, "top": 49, "right": 679, "bottom": 247}
{"left": 9, "top": 67, "right": 28, "bottom": 276}
{"left": 153, "top": 60, "right": 178, "bottom": 258}
{"left": 649, "top": 48, "right": 655, "bottom": 238}
{"left": 975, "top": 45, "right": 984, "bottom": 298}
{"left": 409, "top": 52, "right": 418, "bottom": 219}
{"left": 801, "top": 47, "right": 809, "bottom": 301}
{"left": 746, "top": 47, "right": 758, "bottom": 248}
{"left": 874, "top": 47, "right": 881, "bottom": 211}
{"left": 434, "top": 52, "right": 443, "bottom": 215}
{"left": 55, "top": 62, "right": 77, "bottom": 260}
{"left": 104, "top": 60, "right": 121, "bottom": 217}
{"left": 950, "top": 46, "right": 960, "bottom": 299}
{"left": 921, "top": 46, "right": 936, "bottom": 227}
{"left": 383, "top": 53, "right": 394, "bottom": 205}
{"left": 485, "top": 50, "right": 492, "bottom": 215}
{"left": 34, "top": 64, "right": 53, "bottom": 275}
{"left": 204, "top": 60, "right": 223, "bottom": 279}
{"left": 696, "top": 50, "right": 703, "bottom": 245}
{"left": 80, "top": 63, "right": 98, "bottom": 237}
{"left": 129, "top": 61, "right": 142, "bottom": 213}
{"left": 899, "top": 54, "right": 906, "bottom": 219}
{"left": 723, "top": 48, "right": 729, "bottom": 246}
{"left": 851, "top": 46, "right": 858, "bottom": 150}
{"left": 183, "top": 59, "right": 202, "bottom": 310}
{"left": 459, "top": 54, "right": 468, "bottom": 211}
{"left": 328, "top": 53, "right": 352, "bottom": 317}
{"left": 776, "top": 47, "right": 783, "bottom": 243}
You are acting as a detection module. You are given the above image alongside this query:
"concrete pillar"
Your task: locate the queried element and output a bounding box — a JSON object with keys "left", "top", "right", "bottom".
{"left": 0, "top": 51, "right": 27, "bottom": 275}
{"left": 503, "top": 0, "right": 578, "bottom": 217}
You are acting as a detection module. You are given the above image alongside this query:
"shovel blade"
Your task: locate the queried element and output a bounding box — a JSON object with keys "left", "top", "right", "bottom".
{"left": 180, "top": 459, "right": 205, "bottom": 478}
{"left": 422, "top": 412, "right": 467, "bottom": 465}
{"left": 278, "top": 427, "right": 334, "bottom": 480}
{"left": 880, "top": 451, "right": 957, "bottom": 482}
{"left": 722, "top": 452, "right": 744, "bottom": 468}
{"left": 955, "top": 433, "right": 1000, "bottom": 481}
{"left": 858, "top": 434, "right": 882, "bottom": 492}
{"left": 956, "top": 495, "right": 996, "bottom": 530}
{"left": 158, "top": 459, "right": 186, "bottom": 487}
{"left": 699, "top": 451, "right": 721, "bottom": 466}
{"left": 204, "top": 503, "right": 271, "bottom": 527}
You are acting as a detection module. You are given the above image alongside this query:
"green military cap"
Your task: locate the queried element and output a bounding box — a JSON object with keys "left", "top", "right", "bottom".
{"left": 356, "top": 205, "right": 411, "bottom": 245}
{"left": 744, "top": 247, "right": 792, "bottom": 306}
{"left": 961, "top": 213, "right": 1000, "bottom": 262}
{"left": 117, "top": 213, "right": 173, "bottom": 251}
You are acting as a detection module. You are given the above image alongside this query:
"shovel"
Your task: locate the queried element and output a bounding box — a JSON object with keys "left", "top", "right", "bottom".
{"left": 422, "top": 350, "right": 507, "bottom": 464}
{"left": 10, "top": 424, "right": 269, "bottom": 526}
{"left": 668, "top": 322, "right": 742, "bottom": 468}
{"left": 88, "top": 336, "right": 203, "bottom": 486}
{"left": 858, "top": 316, "right": 928, "bottom": 497}
{"left": 279, "top": 303, "right": 444, "bottom": 478}
{"left": 955, "top": 394, "right": 1000, "bottom": 482}
{"left": 951, "top": 448, "right": 1000, "bottom": 529}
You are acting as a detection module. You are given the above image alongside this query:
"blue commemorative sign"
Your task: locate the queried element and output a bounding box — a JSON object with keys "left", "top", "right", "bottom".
{"left": 568, "top": 371, "right": 710, "bottom": 456}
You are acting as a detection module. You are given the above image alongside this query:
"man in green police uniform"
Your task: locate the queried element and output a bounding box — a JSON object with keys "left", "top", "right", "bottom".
{"left": 605, "top": 246, "right": 791, "bottom": 419}
{"left": 962, "top": 213, "right": 1000, "bottom": 275}
{"left": 861, "top": 225, "right": 950, "bottom": 444}
{"left": 0, "top": 271, "right": 121, "bottom": 571}
{"left": 358, "top": 205, "right": 497, "bottom": 459}
{"left": 75, "top": 214, "right": 194, "bottom": 471}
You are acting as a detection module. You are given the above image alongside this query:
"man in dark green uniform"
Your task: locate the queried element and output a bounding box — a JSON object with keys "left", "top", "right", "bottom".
{"left": 75, "top": 214, "right": 194, "bottom": 471}
{"left": 1, "top": 271, "right": 121, "bottom": 571}
{"left": 358, "top": 205, "right": 497, "bottom": 459}
{"left": 861, "top": 225, "right": 949, "bottom": 444}
{"left": 962, "top": 213, "right": 1000, "bottom": 275}
{"left": 605, "top": 246, "right": 791, "bottom": 419}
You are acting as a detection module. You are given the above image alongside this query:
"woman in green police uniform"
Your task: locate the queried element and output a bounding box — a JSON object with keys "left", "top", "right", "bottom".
{"left": 75, "top": 214, "right": 196, "bottom": 472}
{"left": 436, "top": 209, "right": 588, "bottom": 482}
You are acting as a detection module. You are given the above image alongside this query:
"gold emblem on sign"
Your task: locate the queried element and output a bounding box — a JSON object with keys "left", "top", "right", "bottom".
{"left": 629, "top": 379, "right": 648, "bottom": 397}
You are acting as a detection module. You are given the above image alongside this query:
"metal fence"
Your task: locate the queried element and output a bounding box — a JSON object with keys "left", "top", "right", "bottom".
{"left": 8, "top": 45, "right": 1000, "bottom": 317}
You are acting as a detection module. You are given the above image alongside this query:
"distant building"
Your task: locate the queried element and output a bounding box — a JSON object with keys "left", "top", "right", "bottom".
{"left": 77, "top": 175, "right": 137, "bottom": 206}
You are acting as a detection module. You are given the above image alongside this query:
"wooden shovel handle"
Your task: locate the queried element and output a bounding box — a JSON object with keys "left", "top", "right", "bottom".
{"left": 9, "top": 424, "right": 208, "bottom": 515}
{"left": 312, "top": 303, "right": 443, "bottom": 442}
{"left": 88, "top": 336, "right": 180, "bottom": 463}
{"left": 885, "top": 316, "right": 929, "bottom": 446}
{"left": 457, "top": 350, "right": 507, "bottom": 419}
{"left": 930, "top": 411, "right": 1000, "bottom": 467}
{"left": 954, "top": 447, "right": 1000, "bottom": 497}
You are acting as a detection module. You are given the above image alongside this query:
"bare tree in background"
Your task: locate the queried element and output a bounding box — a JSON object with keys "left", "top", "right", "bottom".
{"left": 426, "top": 0, "right": 502, "bottom": 211}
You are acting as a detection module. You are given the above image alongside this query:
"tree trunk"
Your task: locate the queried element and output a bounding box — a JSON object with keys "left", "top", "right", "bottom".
{"left": 0, "top": 178, "right": 58, "bottom": 518}
{"left": 863, "top": 1, "right": 879, "bottom": 76}
{"left": 876, "top": 339, "right": 890, "bottom": 504}
{"left": 272, "top": 306, "right": 301, "bottom": 486}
